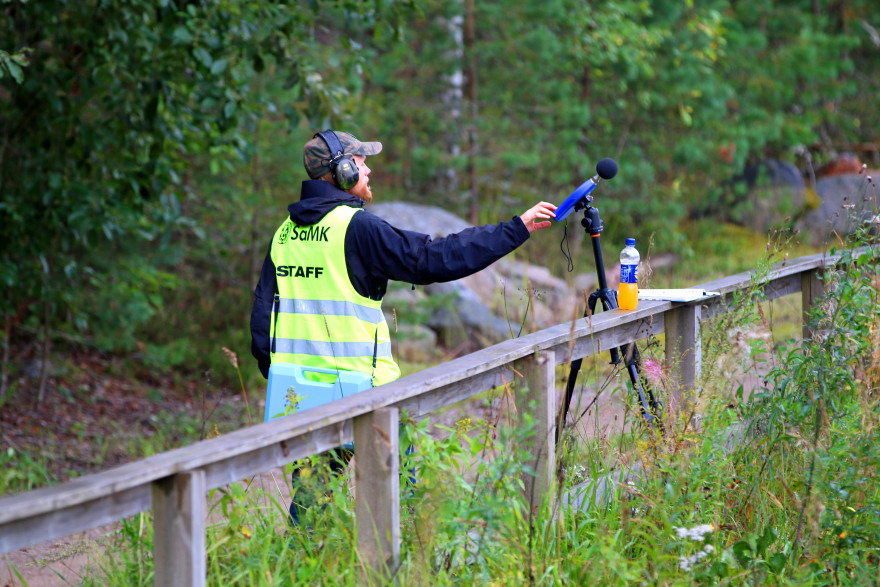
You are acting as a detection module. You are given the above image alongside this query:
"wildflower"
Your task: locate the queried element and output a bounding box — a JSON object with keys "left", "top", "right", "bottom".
{"left": 679, "top": 544, "right": 715, "bottom": 571}
{"left": 673, "top": 523, "right": 714, "bottom": 541}
{"left": 642, "top": 358, "right": 665, "bottom": 387}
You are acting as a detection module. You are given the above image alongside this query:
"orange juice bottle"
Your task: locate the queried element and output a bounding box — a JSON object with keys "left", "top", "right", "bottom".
{"left": 618, "top": 238, "right": 639, "bottom": 310}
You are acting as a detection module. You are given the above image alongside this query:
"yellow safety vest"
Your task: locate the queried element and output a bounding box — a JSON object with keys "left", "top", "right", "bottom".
{"left": 269, "top": 205, "right": 400, "bottom": 386}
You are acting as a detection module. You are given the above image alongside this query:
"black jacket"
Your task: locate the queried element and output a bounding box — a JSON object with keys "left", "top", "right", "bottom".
{"left": 250, "top": 180, "right": 531, "bottom": 378}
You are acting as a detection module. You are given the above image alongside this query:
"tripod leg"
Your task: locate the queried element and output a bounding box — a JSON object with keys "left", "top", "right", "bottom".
{"left": 621, "top": 343, "right": 663, "bottom": 433}
{"left": 557, "top": 358, "right": 581, "bottom": 444}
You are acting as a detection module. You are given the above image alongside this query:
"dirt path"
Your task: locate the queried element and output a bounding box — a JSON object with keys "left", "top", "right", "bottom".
{"left": 2, "top": 524, "right": 115, "bottom": 586}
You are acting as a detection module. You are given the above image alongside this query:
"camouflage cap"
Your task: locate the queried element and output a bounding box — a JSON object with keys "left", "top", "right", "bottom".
{"left": 303, "top": 131, "right": 383, "bottom": 179}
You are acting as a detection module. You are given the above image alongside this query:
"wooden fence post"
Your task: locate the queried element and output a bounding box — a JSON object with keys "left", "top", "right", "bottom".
{"left": 354, "top": 407, "right": 400, "bottom": 578}
{"left": 514, "top": 351, "right": 556, "bottom": 513}
{"left": 801, "top": 267, "right": 826, "bottom": 341}
{"left": 152, "top": 470, "right": 206, "bottom": 587}
{"left": 665, "top": 304, "right": 702, "bottom": 415}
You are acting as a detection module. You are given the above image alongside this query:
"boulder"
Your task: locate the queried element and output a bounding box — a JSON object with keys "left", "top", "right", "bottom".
{"left": 735, "top": 158, "right": 807, "bottom": 234}
{"left": 367, "top": 202, "right": 573, "bottom": 344}
{"left": 424, "top": 281, "right": 512, "bottom": 348}
{"left": 381, "top": 284, "right": 443, "bottom": 361}
{"left": 796, "top": 173, "right": 877, "bottom": 244}
{"left": 490, "top": 260, "right": 578, "bottom": 329}
{"left": 392, "top": 324, "right": 439, "bottom": 363}
{"left": 366, "top": 201, "right": 471, "bottom": 236}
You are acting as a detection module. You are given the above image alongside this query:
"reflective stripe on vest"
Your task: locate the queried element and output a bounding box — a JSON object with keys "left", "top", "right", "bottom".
{"left": 275, "top": 298, "right": 385, "bottom": 325}
{"left": 269, "top": 205, "right": 400, "bottom": 386}
{"left": 272, "top": 338, "right": 392, "bottom": 358}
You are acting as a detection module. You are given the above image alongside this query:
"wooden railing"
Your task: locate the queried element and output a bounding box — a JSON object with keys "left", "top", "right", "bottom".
{"left": 0, "top": 250, "right": 862, "bottom": 585}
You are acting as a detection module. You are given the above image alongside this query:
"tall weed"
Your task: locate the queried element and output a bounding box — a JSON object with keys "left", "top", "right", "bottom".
{"left": 82, "top": 229, "right": 880, "bottom": 585}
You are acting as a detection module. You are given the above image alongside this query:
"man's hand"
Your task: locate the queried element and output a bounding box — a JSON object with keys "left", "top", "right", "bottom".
{"left": 520, "top": 202, "right": 557, "bottom": 233}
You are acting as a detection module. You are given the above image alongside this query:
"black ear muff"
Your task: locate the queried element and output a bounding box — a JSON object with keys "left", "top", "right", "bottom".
{"left": 333, "top": 156, "right": 359, "bottom": 191}
{"left": 316, "top": 130, "right": 359, "bottom": 190}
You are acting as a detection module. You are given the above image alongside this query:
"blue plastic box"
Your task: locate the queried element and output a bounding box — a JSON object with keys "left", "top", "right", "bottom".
{"left": 264, "top": 364, "right": 373, "bottom": 423}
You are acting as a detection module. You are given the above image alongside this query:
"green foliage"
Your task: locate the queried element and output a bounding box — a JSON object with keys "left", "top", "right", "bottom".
{"left": 87, "top": 513, "right": 154, "bottom": 587}
{"left": 399, "top": 412, "right": 537, "bottom": 576}
{"left": 0, "top": 0, "right": 414, "bottom": 373}
{"left": 739, "top": 240, "right": 880, "bottom": 578}
{"left": 351, "top": 0, "right": 877, "bottom": 242}
{"left": 0, "top": 447, "right": 52, "bottom": 495}
{"left": 9, "top": 4, "right": 880, "bottom": 581}
{"left": 80, "top": 269, "right": 880, "bottom": 584}
{"left": 0, "top": 46, "right": 30, "bottom": 83}
{"left": 4, "top": 0, "right": 878, "bottom": 384}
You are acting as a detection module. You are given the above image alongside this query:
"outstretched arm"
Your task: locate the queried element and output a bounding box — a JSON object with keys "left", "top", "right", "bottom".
{"left": 346, "top": 212, "right": 531, "bottom": 289}
{"left": 519, "top": 201, "right": 557, "bottom": 233}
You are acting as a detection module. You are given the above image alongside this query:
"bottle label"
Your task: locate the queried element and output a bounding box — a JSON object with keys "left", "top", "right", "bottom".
{"left": 620, "top": 264, "right": 638, "bottom": 284}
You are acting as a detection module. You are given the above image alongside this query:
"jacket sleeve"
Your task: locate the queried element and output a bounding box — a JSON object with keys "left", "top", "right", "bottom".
{"left": 346, "top": 212, "right": 530, "bottom": 290}
{"left": 250, "top": 245, "right": 277, "bottom": 379}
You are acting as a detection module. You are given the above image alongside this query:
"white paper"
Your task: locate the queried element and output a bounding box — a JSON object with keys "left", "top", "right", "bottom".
{"left": 637, "top": 289, "right": 721, "bottom": 302}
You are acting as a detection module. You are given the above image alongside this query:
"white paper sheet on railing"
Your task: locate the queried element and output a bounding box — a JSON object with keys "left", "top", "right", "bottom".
{"left": 638, "top": 289, "right": 721, "bottom": 302}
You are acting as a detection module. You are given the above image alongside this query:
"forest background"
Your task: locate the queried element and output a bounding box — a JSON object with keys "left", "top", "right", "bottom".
{"left": 1, "top": 0, "right": 878, "bottom": 484}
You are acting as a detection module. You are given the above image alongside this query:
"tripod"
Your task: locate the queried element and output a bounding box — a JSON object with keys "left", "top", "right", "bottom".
{"left": 556, "top": 197, "right": 663, "bottom": 442}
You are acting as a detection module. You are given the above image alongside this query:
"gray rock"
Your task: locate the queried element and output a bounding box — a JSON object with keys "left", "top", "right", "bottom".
{"left": 797, "top": 173, "right": 877, "bottom": 243}
{"left": 19, "top": 357, "right": 57, "bottom": 380}
{"left": 737, "top": 159, "right": 806, "bottom": 234}
{"left": 492, "top": 260, "right": 577, "bottom": 329}
{"left": 424, "top": 281, "right": 512, "bottom": 346}
{"left": 392, "top": 324, "right": 439, "bottom": 363}
{"left": 367, "top": 202, "right": 521, "bottom": 344}
{"left": 366, "top": 202, "right": 471, "bottom": 236}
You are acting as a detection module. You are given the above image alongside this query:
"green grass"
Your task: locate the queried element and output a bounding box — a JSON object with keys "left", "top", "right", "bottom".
{"left": 645, "top": 220, "right": 821, "bottom": 289}
{"left": 0, "top": 448, "right": 54, "bottom": 495}
{"left": 79, "top": 236, "right": 880, "bottom": 584}
{"left": 11, "top": 223, "right": 880, "bottom": 585}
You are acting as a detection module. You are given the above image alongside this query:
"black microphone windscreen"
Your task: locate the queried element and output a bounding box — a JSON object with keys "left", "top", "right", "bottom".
{"left": 596, "top": 158, "right": 618, "bottom": 180}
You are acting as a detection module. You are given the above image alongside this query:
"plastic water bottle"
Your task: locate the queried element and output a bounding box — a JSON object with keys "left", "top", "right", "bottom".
{"left": 618, "top": 238, "right": 639, "bottom": 310}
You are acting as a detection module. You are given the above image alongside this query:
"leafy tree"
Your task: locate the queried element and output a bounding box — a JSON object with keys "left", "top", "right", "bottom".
{"left": 0, "top": 0, "right": 413, "bottom": 398}
{"left": 358, "top": 0, "right": 730, "bottom": 242}
{"left": 3, "top": 0, "right": 877, "bottom": 400}
{"left": 357, "top": 0, "right": 877, "bottom": 248}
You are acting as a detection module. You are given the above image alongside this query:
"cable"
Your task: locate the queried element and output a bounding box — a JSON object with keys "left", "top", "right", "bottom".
{"left": 560, "top": 222, "right": 574, "bottom": 273}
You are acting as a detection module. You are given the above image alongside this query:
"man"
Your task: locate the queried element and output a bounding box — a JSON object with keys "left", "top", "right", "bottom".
{"left": 249, "top": 129, "right": 556, "bottom": 524}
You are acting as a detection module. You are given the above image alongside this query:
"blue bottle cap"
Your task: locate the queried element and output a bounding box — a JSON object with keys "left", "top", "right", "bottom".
{"left": 625, "top": 238, "right": 636, "bottom": 246}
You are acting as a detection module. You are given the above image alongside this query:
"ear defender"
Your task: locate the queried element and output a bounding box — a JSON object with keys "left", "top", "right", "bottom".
{"left": 316, "top": 130, "right": 359, "bottom": 190}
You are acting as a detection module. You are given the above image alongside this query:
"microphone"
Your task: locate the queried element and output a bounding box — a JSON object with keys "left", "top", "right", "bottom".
{"left": 553, "top": 158, "right": 618, "bottom": 222}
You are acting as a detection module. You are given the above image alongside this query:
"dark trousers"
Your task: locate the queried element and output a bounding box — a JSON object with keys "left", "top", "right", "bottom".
{"left": 289, "top": 443, "right": 415, "bottom": 526}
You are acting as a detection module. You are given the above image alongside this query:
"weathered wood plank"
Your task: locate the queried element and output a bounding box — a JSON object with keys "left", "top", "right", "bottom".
{"left": 514, "top": 351, "right": 556, "bottom": 514}
{"left": 801, "top": 268, "right": 826, "bottom": 341}
{"left": 201, "top": 420, "right": 352, "bottom": 490}
{"left": 0, "top": 425, "right": 359, "bottom": 552}
{"left": 354, "top": 408, "right": 400, "bottom": 577}
{"left": 0, "top": 485, "right": 150, "bottom": 553}
{"left": 665, "top": 304, "right": 702, "bottom": 413}
{"left": 394, "top": 366, "right": 514, "bottom": 418}
{"left": 764, "top": 273, "right": 803, "bottom": 300}
{"left": 701, "top": 272, "right": 804, "bottom": 318}
{"left": 555, "top": 312, "right": 665, "bottom": 366}
{"left": 696, "top": 251, "right": 831, "bottom": 295}
{"left": 153, "top": 471, "right": 206, "bottom": 587}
